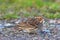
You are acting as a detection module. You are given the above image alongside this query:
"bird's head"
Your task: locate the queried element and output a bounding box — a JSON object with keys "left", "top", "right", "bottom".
{"left": 35, "top": 16, "right": 44, "bottom": 23}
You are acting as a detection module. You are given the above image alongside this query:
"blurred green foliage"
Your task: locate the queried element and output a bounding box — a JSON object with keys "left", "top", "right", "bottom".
{"left": 0, "top": 0, "right": 60, "bottom": 19}
{"left": 3, "top": 13, "right": 20, "bottom": 20}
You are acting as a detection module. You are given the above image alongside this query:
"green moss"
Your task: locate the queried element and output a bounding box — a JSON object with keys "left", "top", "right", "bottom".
{"left": 0, "top": 0, "right": 60, "bottom": 19}
{"left": 3, "top": 13, "right": 19, "bottom": 19}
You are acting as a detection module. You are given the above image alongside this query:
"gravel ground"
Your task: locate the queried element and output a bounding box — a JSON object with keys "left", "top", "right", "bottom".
{"left": 0, "top": 25, "right": 60, "bottom": 40}
{"left": 0, "top": 20, "right": 60, "bottom": 40}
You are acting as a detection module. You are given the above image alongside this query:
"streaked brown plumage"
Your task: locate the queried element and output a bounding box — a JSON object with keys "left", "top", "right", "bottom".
{"left": 15, "top": 16, "right": 44, "bottom": 33}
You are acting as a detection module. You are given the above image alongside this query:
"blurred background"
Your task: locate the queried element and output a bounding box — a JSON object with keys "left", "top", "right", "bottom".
{"left": 0, "top": 0, "right": 60, "bottom": 20}
{"left": 0, "top": 0, "right": 60, "bottom": 40}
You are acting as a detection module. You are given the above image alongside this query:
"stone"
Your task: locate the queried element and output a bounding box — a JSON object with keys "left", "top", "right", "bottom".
{"left": 42, "top": 29, "right": 50, "bottom": 33}
{"left": 0, "top": 24, "right": 4, "bottom": 29}
{"left": 49, "top": 19, "right": 56, "bottom": 23}
{"left": 4, "top": 23, "right": 15, "bottom": 28}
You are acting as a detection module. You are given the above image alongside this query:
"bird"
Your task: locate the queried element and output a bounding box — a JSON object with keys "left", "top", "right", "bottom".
{"left": 15, "top": 16, "right": 44, "bottom": 33}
